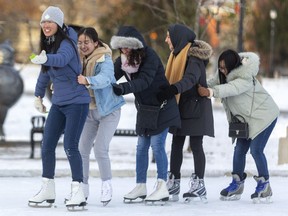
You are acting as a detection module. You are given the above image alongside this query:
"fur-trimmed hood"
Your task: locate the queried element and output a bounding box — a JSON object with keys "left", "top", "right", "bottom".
{"left": 226, "top": 52, "right": 260, "bottom": 82}
{"left": 110, "top": 26, "right": 146, "bottom": 50}
{"left": 188, "top": 40, "right": 213, "bottom": 60}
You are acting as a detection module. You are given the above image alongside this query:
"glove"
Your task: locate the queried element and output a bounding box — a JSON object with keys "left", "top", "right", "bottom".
{"left": 34, "top": 96, "right": 47, "bottom": 113}
{"left": 30, "top": 50, "right": 47, "bottom": 64}
{"left": 112, "top": 83, "right": 124, "bottom": 96}
{"left": 156, "top": 85, "right": 178, "bottom": 102}
{"left": 198, "top": 84, "right": 213, "bottom": 98}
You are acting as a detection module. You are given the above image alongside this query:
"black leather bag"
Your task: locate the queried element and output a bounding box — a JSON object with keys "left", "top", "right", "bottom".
{"left": 228, "top": 114, "right": 249, "bottom": 139}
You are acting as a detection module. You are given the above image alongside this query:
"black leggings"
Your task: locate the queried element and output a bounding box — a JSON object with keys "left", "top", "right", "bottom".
{"left": 170, "top": 135, "right": 205, "bottom": 179}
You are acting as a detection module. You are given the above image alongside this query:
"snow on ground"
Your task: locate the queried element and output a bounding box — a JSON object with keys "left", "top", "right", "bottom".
{"left": 0, "top": 65, "right": 288, "bottom": 215}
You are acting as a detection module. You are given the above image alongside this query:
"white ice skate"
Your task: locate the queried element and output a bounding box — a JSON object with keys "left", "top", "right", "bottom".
{"left": 28, "top": 177, "right": 55, "bottom": 208}
{"left": 145, "top": 179, "right": 169, "bottom": 206}
{"left": 123, "top": 183, "right": 147, "bottom": 203}
{"left": 66, "top": 181, "right": 87, "bottom": 211}
{"left": 64, "top": 183, "right": 89, "bottom": 204}
{"left": 101, "top": 180, "right": 112, "bottom": 206}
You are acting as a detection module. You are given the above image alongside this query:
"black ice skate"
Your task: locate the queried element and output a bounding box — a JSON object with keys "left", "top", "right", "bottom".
{"left": 220, "top": 173, "right": 246, "bottom": 201}
{"left": 183, "top": 173, "right": 207, "bottom": 204}
{"left": 166, "top": 172, "right": 180, "bottom": 202}
{"left": 251, "top": 176, "right": 273, "bottom": 204}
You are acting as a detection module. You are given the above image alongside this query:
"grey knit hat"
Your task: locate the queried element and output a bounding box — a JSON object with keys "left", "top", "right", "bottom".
{"left": 40, "top": 6, "right": 64, "bottom": 28}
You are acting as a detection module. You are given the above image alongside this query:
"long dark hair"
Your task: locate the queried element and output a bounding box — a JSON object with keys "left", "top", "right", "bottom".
{"left": 120, "top": 48, "right": 145, "bottom": 67}
{"left": 40, "top": 25, "right": 78, "bottom": 72}
{"left": 218, "top": 49, "right": 242, "bottom": 84}
{"left": 77, "top": 27, "right": 104, "bottom": 47}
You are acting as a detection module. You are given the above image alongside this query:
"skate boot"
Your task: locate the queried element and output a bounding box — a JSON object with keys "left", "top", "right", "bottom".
{"left": 101, "top": 180, "right": 112, "bottom": 206}
{"left": 183, "top": 173, "right": 207, "bottom": 203}
{"left": 220, "top": 173, "right": 246, "bottom": 201}
{"left": 64, "top": 183, "right": 89, "bottom": 204}
{"left": 251, "top": 176, "right": 272, "bottom": 204}
{"left": 28, "top": 178, "right": 55, "bottom": 207}
{"left": 145, "top": 179, "right": 169, "bottom": 205}
{"left": 66, "top": 182, "right": 87, "bottom": 211}
{"left": 166, "top": 172, "right": 180, "bottom": 202}
{"left": 123, "top": 183, "right": 147, "bottom": 203}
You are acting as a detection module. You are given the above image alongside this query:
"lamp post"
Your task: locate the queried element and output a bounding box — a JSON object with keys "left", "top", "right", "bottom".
{"left": 269, "top": 9, "right": 277, "bottom": 78}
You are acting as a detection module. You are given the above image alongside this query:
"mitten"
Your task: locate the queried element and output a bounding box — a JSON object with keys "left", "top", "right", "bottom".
{"left": 34, "top": 96, "right": 47, "bottom": 113}
{"left": 30, "top": 50, "right": 47, "bottom": 64}
{"left": 156, "top": 85, "right": 178, "bottom": 102}
{"left": 112, "top": 83, "right": 124, "bottom": 96}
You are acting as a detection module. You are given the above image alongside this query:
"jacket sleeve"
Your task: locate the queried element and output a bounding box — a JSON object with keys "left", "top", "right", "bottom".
{"left": 114, "top": 57, "right": 124, "bottom": 81}
{"left": 86, "top": 56, "right": 114, "bottom": 89}
{"left": 34, "top": 71, "right": 50, "bottom": 98}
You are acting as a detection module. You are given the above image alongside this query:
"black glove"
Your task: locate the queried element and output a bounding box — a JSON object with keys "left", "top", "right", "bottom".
{"left": 156, "top": 85, "right": 178, "bottom": 102}
{"left": 112, "top": 83, "right": 124, "bottom": 96}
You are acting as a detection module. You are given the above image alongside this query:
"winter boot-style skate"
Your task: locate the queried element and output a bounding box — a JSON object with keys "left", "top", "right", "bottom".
{"left": 64, "top": 183, "right": 89, "bottom": 204}
{"left": 123, "top": 183, "right": 147, "bottom": 203}
{"left": 166, "top": 172, "right": 180, "bottom": 202}
{"left": 101, "top": 180, "right": 112, "bottom": 206}
{"left": 183, "top": 173, "right": 207, "bottom": 203}
{"left": 220, "top": 173, "right": 247, "bottom": 201}
{"left": 251, "top": 176, "right": 272, "bottom": 204}
{"left": 66, "top": 182, "right": 87, "bottom": 211}
{"left": 28, "top": 177, "right": 55, "bottom": 207}
{"left": 145, "top": 179, "right": 169, "bottom": 205}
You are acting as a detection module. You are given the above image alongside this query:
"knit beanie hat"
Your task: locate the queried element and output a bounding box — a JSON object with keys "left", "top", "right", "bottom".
{"left": 40, "top": 6, "right": 64, "bottom": 28}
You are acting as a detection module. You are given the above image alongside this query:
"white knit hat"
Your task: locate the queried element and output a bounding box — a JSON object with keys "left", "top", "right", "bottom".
{"left": 40, "top": 6, "right": 64, "bottom": 27}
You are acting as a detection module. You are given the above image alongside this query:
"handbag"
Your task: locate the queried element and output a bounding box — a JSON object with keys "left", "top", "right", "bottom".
{"left": 229, "top": 114, "right": 249, "bottom": 139}
{"left": 136, "top": 101, "right": 166, "bottom": 130}
{"left": 227, "top": 77, "right": 256, "bottom": 140}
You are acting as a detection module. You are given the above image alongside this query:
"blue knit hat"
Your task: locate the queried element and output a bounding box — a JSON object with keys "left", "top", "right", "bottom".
{"left": 40, "top": 6, "right": 64, "bottom": 28}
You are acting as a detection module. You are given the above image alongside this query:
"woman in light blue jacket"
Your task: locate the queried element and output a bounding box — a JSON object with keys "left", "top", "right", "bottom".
{"left": 77, "top": 27, "right": 125, "bottom": 206}
{"left": 198, "top": 49, "right": 279, "bottom": 203}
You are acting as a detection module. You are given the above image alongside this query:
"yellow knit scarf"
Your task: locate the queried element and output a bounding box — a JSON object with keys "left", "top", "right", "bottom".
{"left": 165, "top": 43, "right": 191, "bottom": 102}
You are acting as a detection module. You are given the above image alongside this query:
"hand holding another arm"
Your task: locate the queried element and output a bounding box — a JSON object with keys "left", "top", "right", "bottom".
{"left": 156, "top": 85, "right": 178, "bottom": 102}
{"left": 198, "top": 84, "right": 213, "bottom": 98}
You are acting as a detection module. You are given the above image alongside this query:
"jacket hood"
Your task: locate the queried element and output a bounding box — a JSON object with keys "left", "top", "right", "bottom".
{"left": 188, "top": 40, "right": 213, "bottom": 60}
{"left": 168, "top": 24, "right": 196, "bottom": 55}
{"left": 110, "top": 26, "right": 146, "bottom": 50}
{"left": 227, "top": 52, "right": 260, "bottom": 81}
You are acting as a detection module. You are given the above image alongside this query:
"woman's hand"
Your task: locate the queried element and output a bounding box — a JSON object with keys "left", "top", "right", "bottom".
{"left": 77, "top": 75, "right": 88, "bottom": 85}
{"left": 198, "top": 84, "right": 213, "bottom": 98}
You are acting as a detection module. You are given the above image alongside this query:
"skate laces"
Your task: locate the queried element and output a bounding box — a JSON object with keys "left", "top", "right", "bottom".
{"left": 226, "top": 179, "right": 242, "bottom": 192}
{"left": 166, "top": 173, "right": 175, "bottom": 189}
{"left": 188, "top": 178, "right": 199, "bottom": 192}
{"left": 255, "top": 180, "right": 268, "bottom": 193}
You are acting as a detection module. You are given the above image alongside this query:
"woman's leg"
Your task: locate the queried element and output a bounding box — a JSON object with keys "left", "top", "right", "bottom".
{"left": 150, "top": 128, "right": 169, "bottom": 181}
{"left": 93, "top": 109, "right": 121, "bottom": 181}
{"left": 250, "top": 118, "right": 277, "bottom": 179}
{"left": 136, "top": 135, "right": 151, "bottom": 183}
{"left": 62, "top": 103, "right": 89, "bottom": 182}
{"left": 170, "top": 135, "right": 186, "bottom": 179}
{"left": 41, "top": 104, "right": 65, "bottom": 179}
{"left": 189, "top": 136, "right": 205, "bottom": 178}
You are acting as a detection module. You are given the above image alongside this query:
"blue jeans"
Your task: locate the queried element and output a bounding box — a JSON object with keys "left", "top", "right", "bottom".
{"left": 233, "top": 118, "right": 277, "bottom": 180}
{"left": 136, "top": 128, "right": 169, "bottom": 183}
{"left": 41, "top": 103, "right": 89, "bottom": 182}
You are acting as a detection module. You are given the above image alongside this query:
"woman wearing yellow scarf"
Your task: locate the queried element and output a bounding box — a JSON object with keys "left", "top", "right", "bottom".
{"left": 157, "top": 24, "right": 214, "bottom": 203}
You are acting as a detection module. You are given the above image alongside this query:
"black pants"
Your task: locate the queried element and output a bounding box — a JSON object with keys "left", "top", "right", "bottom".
{"left": 170, "top": 135, "right": 205, "bottom": 179}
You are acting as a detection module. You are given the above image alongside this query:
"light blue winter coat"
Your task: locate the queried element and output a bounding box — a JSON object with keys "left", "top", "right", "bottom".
{"left": 85, "top": 53, "right": 125, "bottom": 117}
{"left": 208, "top": 52, "right": 279, "bottom": 139}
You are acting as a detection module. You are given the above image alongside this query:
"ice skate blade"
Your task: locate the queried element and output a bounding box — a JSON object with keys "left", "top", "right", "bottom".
{"left": 66, "top": 202, "right": 87, "bottom": 211}
{"left": 144, "top": 197, "right": 169, "bottom": 206}
{"left": 123, "top": 197, "right": 145, "bottom": 204}
{"left": 28, "top": 200, "right": 55, "bottom": 208}
{"left": 220, "top": 194, "right": 241, "bottom": 201}
{"left": 168, "top": 194, "right": 179, "bottom": 202}
{"left": 101, "top": 199, "right": 111, "bottom": 206}
{"left": 252, "top": 196, "right": 273, "bottom": 204}
{"left": 184, "top": 196, "right": 208, "bottom": 204}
